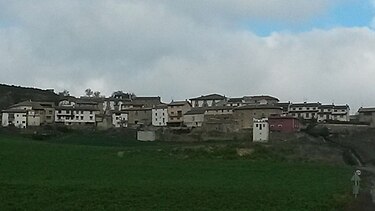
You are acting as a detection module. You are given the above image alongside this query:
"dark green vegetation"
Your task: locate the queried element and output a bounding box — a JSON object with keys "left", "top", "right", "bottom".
{"left": 0, "top": 133, "right": 353, "bottom": 210}
{"left": 0, "top": 84, "right": 59, "bottom": 110}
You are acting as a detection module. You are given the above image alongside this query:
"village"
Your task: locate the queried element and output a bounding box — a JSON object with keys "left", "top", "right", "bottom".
{"left": 1, "top": 89, "right": 374, "bottom": 141}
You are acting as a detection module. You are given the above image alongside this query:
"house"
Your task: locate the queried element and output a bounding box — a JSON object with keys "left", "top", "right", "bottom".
{"left": 226, "top": 98, "right": 244, "bottom": 107}
{"left": 103, "top": 98, "right": 130, "bottom": 113}
{"left": 253, "top": 118, "right": 269, "bottom": 142}
{"left": 122, "top": 107, "right": 152, "bottom": 127}
{"left": 331, "top": 105, "right": 350, "bottom": 122}
{"left": 203, "top": 114, "right": 235, "bottom": 133}
{"left": 132, "top": 96, "right": 161, "bottom": 108}
{"left": 167, "top": 100, "right": 192, "bottom": 126}
{"left": 276, "top": 102, "right": 291, "bottom": 115}
{"left": 233, "top": 104, "right": 282, "bottom": 130}
{"left": 55, "top": 106, "right": 99, "bottom": 126}
{"left": 39, "top": 102, "right": 55, "bottom": 124}
{"left": 288, "top": 102, "right": 321, "bottom": 120}
{"left": 112, "top": 111, "right": 128, "bottom": 128}
{"left": 317, "top": 104, "right": 350, "bottom": 122}
{"left": 183, "top": 108, "right": 206, "bottom": 128}
{"left": 152, "top": 104, "right": 168, "bottom": 127}
{"left": 205, "top": 106, "right": 234, "bottom": 115}
{"left": 358, "top": 107, "right": 375, "bottom": 126}
{"left": 268, "top": 116, "right": 300, "bottom": 133}
{"left": 243, "top": 95, "right": 279, "bottom": 105}
{"left": 189, "top": 94, "right": 226, "bottom": 108}
{"left": 2, "top": 109, "right": 27, "bottom": 128}
{"left": 2, "top": 101, "right": 55, "bottom": 128}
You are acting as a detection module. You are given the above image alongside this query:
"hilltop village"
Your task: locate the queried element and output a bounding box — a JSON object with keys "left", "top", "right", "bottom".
{"left": 2, "top": 90, "right": 375, "bottom": 137}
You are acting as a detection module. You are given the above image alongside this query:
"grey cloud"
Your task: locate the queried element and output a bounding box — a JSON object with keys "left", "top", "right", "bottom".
{"left": 0, "top": 1, "right": 374, "bottom": 112}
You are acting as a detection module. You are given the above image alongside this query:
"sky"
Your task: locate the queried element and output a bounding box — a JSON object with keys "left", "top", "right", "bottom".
{"left": 1, "top": 0, "right": 375, "bottom": 112}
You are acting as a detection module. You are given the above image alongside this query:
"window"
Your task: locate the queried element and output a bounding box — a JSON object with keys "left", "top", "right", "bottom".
{"left": 90, "top": 116, "right": 93, "bottom": 120}
{"left": 307, "top": 107, "right": 310, "bottom": 110}
{"left": 22, "top": 121, "right": 25, "bottom": 124}
{"left": 155, "top": 113, "right": 157, "bottom": 116}
{"left": 90, "top": 111, "right": 93, "bottom": 114}
{"left": 81, "top": 116, "right": 83, "bottom": 120}
{"left": 299, "top": 108, "right": 302, "bottom": 110}
{"left": 58, "top": 110, "right": 61, "bottom": 114}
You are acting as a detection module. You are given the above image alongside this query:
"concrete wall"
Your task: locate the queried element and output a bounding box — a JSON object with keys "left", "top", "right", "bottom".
{"left": 137, "top": 131, "right": 156, "bottom": 141}
{"left": 320, "top": 123, "right": 370, "bottom": 133}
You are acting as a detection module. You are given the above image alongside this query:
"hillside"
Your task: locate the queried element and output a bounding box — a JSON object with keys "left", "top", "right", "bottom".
{"left": 0, "top": 84, "right": 59, "bottom": 110}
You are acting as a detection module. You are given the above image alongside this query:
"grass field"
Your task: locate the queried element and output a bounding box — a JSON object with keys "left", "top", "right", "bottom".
{"left": 0, "top": 132, "right": 353, "bottom": 210}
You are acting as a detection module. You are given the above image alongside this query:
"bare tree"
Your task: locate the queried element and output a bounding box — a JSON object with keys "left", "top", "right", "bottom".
{"left": 85, "top": 88, "right": 93, "bottom": 97}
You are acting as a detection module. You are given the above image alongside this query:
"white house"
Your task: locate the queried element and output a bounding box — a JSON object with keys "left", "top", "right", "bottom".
{"left": 152, "top": 104, "right": 168, "bottom": 126}
{"left": 253, "top": 118, "right": 269, "bottom": 142}
{"left": 289, "top": 102, "right": 321, "bottom": 120}
{"left": 316, "top": 104, "right": 350, "bottom": 122}
{"left": 112, "top": 111, "right": 128, "bottom": 128}
{"left": 55, "top": 107, "right": 98, "bottom": 126}
{"left": 2, "top": 110, "right": 27, "bottom": 128}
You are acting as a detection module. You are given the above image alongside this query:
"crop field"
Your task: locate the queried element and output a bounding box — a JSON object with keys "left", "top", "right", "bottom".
{"left": 0, "top": 132, "right": 353, "bottom": 210}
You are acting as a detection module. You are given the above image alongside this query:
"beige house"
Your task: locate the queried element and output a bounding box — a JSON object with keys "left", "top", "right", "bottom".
{"left": 167, "top": 100, "right": 192, "bottom": 126}
{"left": 123, "top": 108, "right": 152, "bottom": 127}
{"left": 183, "top": 108, "right": 206, "bottom": 128}
{"left": 358, "top": 107, "right": 375, "bottom": 126}
{"left": 233, "top": 105, "right": 282, "bottom": 130}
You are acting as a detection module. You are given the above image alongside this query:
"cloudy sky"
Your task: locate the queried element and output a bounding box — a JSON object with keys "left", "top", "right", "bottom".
{"left": 0, "top": 0, "right": 375, "bottom": 112}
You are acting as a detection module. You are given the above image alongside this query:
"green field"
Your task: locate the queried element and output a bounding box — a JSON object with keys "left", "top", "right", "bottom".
{"left": 0, "top": 133, "right": 353, "bottom": 210}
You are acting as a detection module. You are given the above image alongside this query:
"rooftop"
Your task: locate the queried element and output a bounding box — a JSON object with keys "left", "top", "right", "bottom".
{"left": 189, "top": 94, "right": 226, "bottom": 101}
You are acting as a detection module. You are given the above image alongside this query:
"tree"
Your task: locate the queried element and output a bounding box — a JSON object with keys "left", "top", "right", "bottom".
{"left": 111, "top": 91, "right": 136, "bottom": 100}
{"left": 59, "top": 89, "right": 70, "bottom": 97}
{"left": 85, "top": 88, "right": 93, "bottom": 97}
{"left": 93, "top": 91, "right": 101, "bottom": 98}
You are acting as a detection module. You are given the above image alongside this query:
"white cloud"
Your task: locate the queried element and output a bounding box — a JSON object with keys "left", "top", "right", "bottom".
{"left": 0, "top": 0, "right": 374, "bottom": 112}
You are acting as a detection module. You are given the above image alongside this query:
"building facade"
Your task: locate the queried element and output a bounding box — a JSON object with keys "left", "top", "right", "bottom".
{"left": 233, "top": 105, "right": 282, "bottom": 130}
{"left": 253, "top": 118, "right": 269, "bottom": 142}
{"left": 167, "top": 100, "right": 192, "bottom": 126}
{"left": 152, "top": 104, "right": 168, "bottom": 126}
{"left": 268, "top": 116, "right": 300, "bottom": 133}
